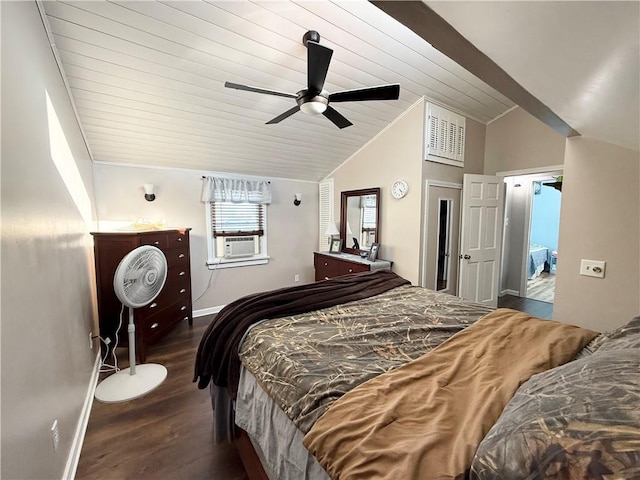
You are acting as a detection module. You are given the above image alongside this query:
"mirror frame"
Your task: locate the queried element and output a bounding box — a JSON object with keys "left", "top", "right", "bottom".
{"left": 340, "top": 187, "right": 381, "bottom": 255}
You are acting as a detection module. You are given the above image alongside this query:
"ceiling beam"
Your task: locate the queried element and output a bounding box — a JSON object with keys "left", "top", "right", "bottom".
{"left": 371, "top": 1, "right": 580, "bottom": 137}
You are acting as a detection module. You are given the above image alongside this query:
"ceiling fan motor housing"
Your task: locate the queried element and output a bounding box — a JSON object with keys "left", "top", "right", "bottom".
{"left": 303, "top": 30, "right": 321, "bottom": 46}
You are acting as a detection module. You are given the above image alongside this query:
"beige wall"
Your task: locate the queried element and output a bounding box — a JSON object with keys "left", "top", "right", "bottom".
{"left": 329, "top": 100, "right": 486, "bottom": 285}
{"left": 329, "top": 101, "right": 424, "bottom": 284}
{"left": 93, "top": 164, "right": 319, "bottom": 310}
{"left": 1, "top": 3, "right": 98, "bottom": 478}
{"left": 554, "top": 137, "right": 640, "bottom": 331}
{"left": 485, "top": 107, "right": 566, "bottom": 174}
{"left": 486, "top": 107, "right": 640, "bottom": 331}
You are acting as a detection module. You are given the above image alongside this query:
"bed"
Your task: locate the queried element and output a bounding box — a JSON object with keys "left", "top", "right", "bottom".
{"left": 528, "top": 244, "right": 551, "bottom": 279}
{"left": 194, "top": 270, "right": 640, "bottom": 480}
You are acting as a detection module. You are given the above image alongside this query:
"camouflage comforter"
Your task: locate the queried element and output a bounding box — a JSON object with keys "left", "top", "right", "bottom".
{"left": 238, "top": 284, "right": 493, "bottom": 433}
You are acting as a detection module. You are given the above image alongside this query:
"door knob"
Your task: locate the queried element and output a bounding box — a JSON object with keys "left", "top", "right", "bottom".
{"left": 459, "top": 254, "right": 471, "bottom": 260}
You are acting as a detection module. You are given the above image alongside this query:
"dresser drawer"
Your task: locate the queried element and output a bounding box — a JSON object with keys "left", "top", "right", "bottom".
{"left": 167, "top": 230, "right": 189, "bottom": 247}
{"left": 136, "top": 274, "right": 190, "bottom": 320}
{"left": 139, "top": 233, "right": 168, "bottom": 249}
{"left": 314, "top": 253, "right": 369, "bottom": 280}
{"left": 165, "top": 245, "right": 190, "bottom": 267}
{"left": 140, "top": 300, "right": 192, "bottom": 340}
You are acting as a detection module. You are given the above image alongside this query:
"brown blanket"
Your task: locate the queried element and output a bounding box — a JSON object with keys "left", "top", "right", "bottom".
{"left": 193, "top": 270, "right": 410, "bottom": 395}
{"left": 303, "top": 309, "right": 598, "bottom": 480}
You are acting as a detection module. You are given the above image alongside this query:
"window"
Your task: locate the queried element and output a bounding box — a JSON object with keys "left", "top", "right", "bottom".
{"left": 202, "top": 176, "right": 271, "bottom": 268}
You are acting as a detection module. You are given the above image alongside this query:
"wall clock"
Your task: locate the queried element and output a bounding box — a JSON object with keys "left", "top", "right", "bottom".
{"left": 392, "top": 180, "right": 408, "bottom": 199}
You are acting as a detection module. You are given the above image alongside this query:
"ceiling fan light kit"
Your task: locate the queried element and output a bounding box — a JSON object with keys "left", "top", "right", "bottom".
{"left": 225, "top": 31, "right": 400, "bottom": 128}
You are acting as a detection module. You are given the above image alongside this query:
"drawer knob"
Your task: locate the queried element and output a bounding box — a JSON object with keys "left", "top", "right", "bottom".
{"left": 150, "top": 322, "right": 159, "bottom": 329}
{"left": 179, "top": 288, "right": 186, "bottom": 294}
{"left": 180, "top": 305, "right": 187, "bottom": 311}
{"left": 179, "top": 271, "right": 186, "bottom": 276}
{"left": 150, "top": 302, "right": 157, "bottom": 308}
{"left": 177, "top": 237, "right": 182, "bottom": 242}
{"left": 348, "top": 269, "right": 353, "bottom": 273}
{"left": 323, "top": 262, "right": 328, "bottom": 266}
{"left": 154, "top": 241, "right": 160, "bottom": 245}
{"left": 178, "top": 253, "right": 185, "bottom": 258}
{"left": 183, "top": 316, "right": 189, "bottom": 321}
{"left": 324, "top": 276, "right": 329, "bottom": 280}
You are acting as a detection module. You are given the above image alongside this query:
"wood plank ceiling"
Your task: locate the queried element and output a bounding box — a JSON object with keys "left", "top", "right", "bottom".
{"left": 41, "top": 1, "right": 514, "bottom": 181}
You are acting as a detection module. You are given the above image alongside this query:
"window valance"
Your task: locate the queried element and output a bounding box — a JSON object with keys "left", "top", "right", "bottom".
{"left": 201, "top": 176, "right": 272, "bottom": 204}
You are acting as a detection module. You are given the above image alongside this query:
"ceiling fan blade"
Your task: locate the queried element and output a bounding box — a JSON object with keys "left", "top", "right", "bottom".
{"left": 323, "top": 106, "right": 353, "bottom": 129}
{"left": 266, "top": 105, "right": 300, "bottom": 124}
{"left": 329, "top": 84, "right": 400, "bottom": 103}
{"left": 225, "top": 81, "right": 297, "bottom": 99}
{"left": 307, "top": 42, "right": 333, "bottom": 93}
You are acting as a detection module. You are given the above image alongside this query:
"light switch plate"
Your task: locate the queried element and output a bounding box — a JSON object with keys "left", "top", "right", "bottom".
{"left": 580, "top": 259, "right": 606, "bottom": 278}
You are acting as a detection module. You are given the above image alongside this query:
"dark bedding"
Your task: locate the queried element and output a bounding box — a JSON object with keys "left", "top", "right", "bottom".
{"left": 239, "top": 283, "right": 493, "bottom": 432}
{"left": 193, "top": 270, "right": 409, "bottom": 395}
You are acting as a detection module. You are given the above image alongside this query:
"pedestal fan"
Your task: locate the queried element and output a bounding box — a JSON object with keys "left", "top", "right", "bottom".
{"left": 95, "top": 245, "right": 168, "bottom": 403}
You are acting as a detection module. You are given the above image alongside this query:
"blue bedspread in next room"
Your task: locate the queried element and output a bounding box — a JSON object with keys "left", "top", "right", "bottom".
{"left": 528, "top": 245, "right": 550, "bottom": 279}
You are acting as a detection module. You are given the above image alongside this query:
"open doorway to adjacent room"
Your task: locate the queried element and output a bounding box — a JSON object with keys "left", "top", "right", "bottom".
{"left": 526, "top": 177, "right": 561, "bottom": 303}
{"left": 500, "top": 168, "right": 563, "bottom": 311}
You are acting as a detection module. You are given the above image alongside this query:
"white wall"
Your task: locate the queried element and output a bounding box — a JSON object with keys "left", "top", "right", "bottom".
{"left": 92, "top": 163, "right": 319, "bottom": 310}
{"left": 1, "top": 3, "right": 98, "bottom": 479}
{"left": 554, "top": 137, "right": 640, "bottom": 331}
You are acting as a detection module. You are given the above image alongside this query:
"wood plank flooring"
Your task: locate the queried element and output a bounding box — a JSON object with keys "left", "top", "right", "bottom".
{"left": 76, "top": 316, "right": 248, "bottom": 480}
{"left": 526, "top": 272, "right": 556, "bottom": 303}
{"left": 498, "top": 294, "right": 554, "bottom": 319}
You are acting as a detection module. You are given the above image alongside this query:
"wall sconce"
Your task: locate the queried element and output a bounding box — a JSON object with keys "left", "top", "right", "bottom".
{"left": 143, "top": 184, "right": 156, "bottom": 202}
{"left": 293, "top": 193, "right": 302, "bottom": 206}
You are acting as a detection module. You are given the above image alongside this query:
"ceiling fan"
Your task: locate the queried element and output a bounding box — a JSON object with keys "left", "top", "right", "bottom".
{"left": 225, "top": 30, "right": 400, "bottom": 129}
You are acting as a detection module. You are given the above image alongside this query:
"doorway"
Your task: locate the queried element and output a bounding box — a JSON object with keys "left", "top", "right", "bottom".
{"left": 423, "top": 181, "right": 461, "bottom": 295}
{"left": 501, "top": 170, "right": 562, "bottom": 305}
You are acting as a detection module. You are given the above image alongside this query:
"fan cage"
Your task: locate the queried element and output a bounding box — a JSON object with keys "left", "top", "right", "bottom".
{"left": 113, "top": 246, "right": 168, "bottom": 308}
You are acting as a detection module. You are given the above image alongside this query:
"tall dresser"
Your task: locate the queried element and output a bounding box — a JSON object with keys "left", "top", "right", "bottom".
{"left": 91, "top": 228, "right": 193, "bottom": 362}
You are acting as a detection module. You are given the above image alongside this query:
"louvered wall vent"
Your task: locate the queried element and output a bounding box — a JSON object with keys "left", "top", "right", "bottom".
{"left": 424, "top": 102, "right": 466, "bottom": 167}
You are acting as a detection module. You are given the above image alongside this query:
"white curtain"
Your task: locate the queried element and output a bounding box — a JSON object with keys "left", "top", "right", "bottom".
{"left": 201, "top": 176, "right": 272, "bottom": 204}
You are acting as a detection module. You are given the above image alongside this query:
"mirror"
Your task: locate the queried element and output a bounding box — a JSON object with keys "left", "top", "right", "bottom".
{"left": 340, "top": 188, "right": 380, "bottom": 254}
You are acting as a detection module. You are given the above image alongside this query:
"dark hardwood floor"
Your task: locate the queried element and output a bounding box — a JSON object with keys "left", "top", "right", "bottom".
{"left": 76, "top": 316, "right": 248, "bottom": 480}
{"left": 498, "top": 294, "right": 554, "bottom": 319}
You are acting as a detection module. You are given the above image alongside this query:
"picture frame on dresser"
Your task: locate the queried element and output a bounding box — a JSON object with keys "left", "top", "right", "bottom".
{"left": 329, "top": 238, "right": 343, "bottom": 253}
{"left": 367, "top": 243, "right": 380, "bottom": 262}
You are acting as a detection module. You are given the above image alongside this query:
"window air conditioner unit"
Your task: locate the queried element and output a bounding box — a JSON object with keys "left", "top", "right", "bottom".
{"left": 223, "top": 236, "right": 258, "bottom": 258}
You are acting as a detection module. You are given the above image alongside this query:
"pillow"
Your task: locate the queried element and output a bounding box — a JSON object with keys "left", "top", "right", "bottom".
{"left": 470, "top": 319, "right": 640, "bottom": 479}
{"left": 597, "top": 315, "right": 640, "bottom": 351}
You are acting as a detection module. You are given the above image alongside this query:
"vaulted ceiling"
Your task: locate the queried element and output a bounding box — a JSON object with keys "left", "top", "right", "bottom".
{"left": 40, "top": 1, "right": 639, "bottom": 182}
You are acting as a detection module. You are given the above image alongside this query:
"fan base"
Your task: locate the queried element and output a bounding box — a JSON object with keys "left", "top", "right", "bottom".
{"left": 95, "top": 364, "right": 168, "bottom": 403}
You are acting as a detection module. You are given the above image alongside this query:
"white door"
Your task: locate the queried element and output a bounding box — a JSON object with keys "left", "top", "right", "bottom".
{"left": 459, "top": 174, "right": 505, "bottom": 307}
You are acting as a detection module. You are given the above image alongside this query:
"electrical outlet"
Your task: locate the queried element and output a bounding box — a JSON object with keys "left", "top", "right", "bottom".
{"left": 294, "top": 274, "right": 300, "bottom": 282}
{"left": 580, "top": 259, "right": 606, "bottom": 278}
{"left": 51, "top": 420, "right": 60, "bottom": 451}
{"left": 89, "top": 331, "right": 93, "bottom": 349}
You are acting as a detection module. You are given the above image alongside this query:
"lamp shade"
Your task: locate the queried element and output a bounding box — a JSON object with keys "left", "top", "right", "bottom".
{"left": 325, "top": 221, "right": 339, "bottom": 236}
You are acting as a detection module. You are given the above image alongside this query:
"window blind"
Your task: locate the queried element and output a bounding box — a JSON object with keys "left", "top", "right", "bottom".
{"left": 211, "top": 202, "right": 264, "bottom": 237}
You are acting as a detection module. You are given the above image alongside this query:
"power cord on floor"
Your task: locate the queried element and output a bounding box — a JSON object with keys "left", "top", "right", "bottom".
{"left": 99, "top": 303, "right": 124, "bottom": 374}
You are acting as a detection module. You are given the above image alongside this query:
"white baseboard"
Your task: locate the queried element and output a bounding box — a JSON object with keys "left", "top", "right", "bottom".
{"left": 193, "top": 305, "right": 226, "bottom": 318}
{"left": 500, "top": 289, "right": 520, "bottom": 297}
{"left": 64, "top": 352, "right": 100, "bottom": 480}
